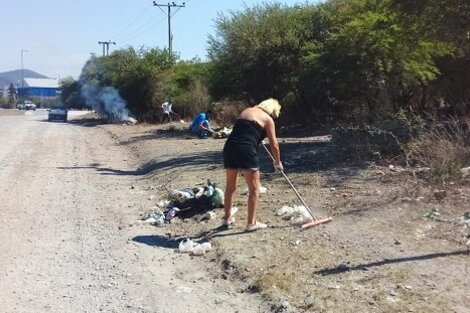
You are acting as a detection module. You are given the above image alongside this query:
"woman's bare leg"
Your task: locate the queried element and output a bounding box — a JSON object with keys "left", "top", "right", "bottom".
{"left": 242, "top": 170, "right": 261, "bottom": 225}
{"left": 224, "top": 169, "right": 239, "bottom": 221}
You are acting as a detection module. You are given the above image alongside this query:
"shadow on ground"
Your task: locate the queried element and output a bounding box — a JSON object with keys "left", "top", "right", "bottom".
{"left": 57, "top": 149, "right": 223, "bottom": 176}
{"left": 132, "top": 235, "right": 180, "bottom": 249}
{"left": 68, "top": 118, "right": 107, "bottom": 127}
{"left": 56, "top": 137, "right": 372, "bottom": 187}
{"left": 118, "top": 127, "right": 195, "bottom": 145}
{"left": 313, "top": 249, "right": 469, "bottom": 276}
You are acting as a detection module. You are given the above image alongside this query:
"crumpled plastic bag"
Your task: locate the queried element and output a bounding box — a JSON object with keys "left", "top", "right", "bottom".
{"left": 212, "top": 127, "right": 232, "bottom": 139}
{"left": 140, "top": 208, "right": 165, "bottom": 227}
{"left": 168, "top": 189, "right": 194, "bottom": 205}
{"left": 179, "top": 238, "right": 195, "bottom": 253}
{"left": 276, "top": 205, "right": 313, "bottom": 225}
{"left": 212, "top": 187, "right": 224, "bottom": 208}
{"left": 243, "top": 186, "right": 267, "bottom": 195}
{"left": 192, "top": 242, "right": 212, "bottom": 256}
{"left": 178, "top": 239, "right": 212, "bottom": 255}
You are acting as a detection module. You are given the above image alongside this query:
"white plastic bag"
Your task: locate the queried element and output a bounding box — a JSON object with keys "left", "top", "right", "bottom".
{"left": 178, "top": 238, "right": 196, "bottom": 253}
{"left": 276, "top": 205, "right": 313, "bottom": 225}
{"left": 192, "top": 242, "right": 212, "bottom": 256}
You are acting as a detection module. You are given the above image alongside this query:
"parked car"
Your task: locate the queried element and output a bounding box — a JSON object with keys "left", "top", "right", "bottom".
{"left": 48, "top": 106, "right": 68, "bottom": 122}
{"left": 16, "top": 100, "right": 36, "bottom": 110}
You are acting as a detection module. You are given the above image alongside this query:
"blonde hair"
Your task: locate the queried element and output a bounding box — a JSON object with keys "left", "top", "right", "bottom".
{"left": 255, "top": 98, "right": 281, "bottom": 118}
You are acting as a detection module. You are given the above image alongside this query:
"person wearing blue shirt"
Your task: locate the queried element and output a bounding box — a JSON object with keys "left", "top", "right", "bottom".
{"left": 189, "top": 110, "right": 214, "bottom": 138}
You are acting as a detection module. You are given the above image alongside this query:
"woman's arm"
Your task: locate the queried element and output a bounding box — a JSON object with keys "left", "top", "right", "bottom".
{"left": 265, "top": 117, "right": 282, "bottom": 170}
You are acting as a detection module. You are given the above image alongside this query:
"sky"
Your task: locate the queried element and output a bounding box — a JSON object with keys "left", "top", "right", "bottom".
{"left": 0, "top": 0, "right": 316, "bottom": 80}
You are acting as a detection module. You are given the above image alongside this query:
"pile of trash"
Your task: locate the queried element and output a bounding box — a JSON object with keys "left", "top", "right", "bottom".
{"left": 140, "top": 180, "right": 224, "bottom": 226}
{"left": 212, "top": 127, "right": 232, "bottom": 139}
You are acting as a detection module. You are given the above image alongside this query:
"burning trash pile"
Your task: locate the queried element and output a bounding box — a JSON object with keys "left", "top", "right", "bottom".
{"left": 79, "top": 57, "right": 138, "bottom": 124}
{"left": 140, "top": 180, "right": 224, "bottom": 226}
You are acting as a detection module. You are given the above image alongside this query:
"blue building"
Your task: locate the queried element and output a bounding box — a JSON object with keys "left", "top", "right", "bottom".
{"left": 18, "top": 78, "right": 59, "bottom": 98}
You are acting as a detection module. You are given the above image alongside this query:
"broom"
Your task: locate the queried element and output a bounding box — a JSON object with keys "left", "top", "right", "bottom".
{"left": 262, "top": 143, "right": 333, "bottom": 230}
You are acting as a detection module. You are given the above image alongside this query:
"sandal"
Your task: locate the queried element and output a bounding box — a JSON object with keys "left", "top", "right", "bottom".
{"left": 222, "top": 207, "right": 238, "bottom": 226}
{"left": 245, "top": 221, "right": 268, "bottom": 232}
{"left": 222, "top": 217, "right": 235, "bottom": 226}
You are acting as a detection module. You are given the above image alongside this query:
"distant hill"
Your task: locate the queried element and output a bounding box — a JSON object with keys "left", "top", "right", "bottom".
{"left": 0, "top": 69, "right": 49, "bottom": 89}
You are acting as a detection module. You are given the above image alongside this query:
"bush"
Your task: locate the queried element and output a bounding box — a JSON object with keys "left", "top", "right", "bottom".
{"left": 213, "top": 101, "right": 248, "bottom": 127}
{"left": 331, "top": 120, "right": 410, "bottom": 161}
{"left": 403, "top": 117, "right": 470, "bottom": 183}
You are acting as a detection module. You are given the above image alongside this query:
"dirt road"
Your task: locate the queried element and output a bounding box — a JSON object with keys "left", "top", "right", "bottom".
{"left": 0, "top": 110, "right": 269, "bottom": 313}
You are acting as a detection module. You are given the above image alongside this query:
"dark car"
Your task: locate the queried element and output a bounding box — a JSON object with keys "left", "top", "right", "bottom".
{"left": 48, "top": 106, "right": 68, "bottom": 122}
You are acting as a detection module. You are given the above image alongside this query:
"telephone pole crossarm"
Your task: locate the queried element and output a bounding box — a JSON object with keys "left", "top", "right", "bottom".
{"left": 98, "top": 41, "right": 116, "bottom": 56}
{"left": 153, "top": 2, "right": 186, "bottom": 58}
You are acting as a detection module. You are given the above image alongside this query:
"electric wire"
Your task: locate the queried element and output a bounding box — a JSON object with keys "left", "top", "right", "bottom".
{"left": 111, "top": 3, "right": 166, "bottom": 46}
{"left": 104, "top": 1, "right": 189, "bottom": 50}
{"left": 112, "top": 3, "right": 153, "bottom": 40}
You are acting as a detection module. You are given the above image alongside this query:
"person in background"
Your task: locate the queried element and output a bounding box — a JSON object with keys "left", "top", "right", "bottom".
{"left": 189, "top": 110, "right": 215, "bottom": 138}
{"left": 161, "top": 99, "right": 174, "bottom": 123}
{"left": 222, "top": 98, "right": 282, "bottom": 231}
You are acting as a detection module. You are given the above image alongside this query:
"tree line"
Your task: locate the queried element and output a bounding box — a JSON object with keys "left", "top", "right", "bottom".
{"left": 60, "top": 0, "right": 469, "bottom": 125}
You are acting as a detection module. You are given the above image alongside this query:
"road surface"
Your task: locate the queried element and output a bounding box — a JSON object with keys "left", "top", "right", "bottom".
{"left": 0, "top": 110, "right": 268, "bottom": 313}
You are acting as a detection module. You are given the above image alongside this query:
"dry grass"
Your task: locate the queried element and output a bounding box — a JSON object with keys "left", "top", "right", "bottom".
{"left": 404, "top": 117, "right": 470, "bottom": 183}
{"left": 253, "top": 269, "right": 293, "bottom": 294}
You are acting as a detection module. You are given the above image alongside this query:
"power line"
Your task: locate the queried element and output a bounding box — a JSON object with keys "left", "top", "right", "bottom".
{"left": 110, "top": 4, "right": 166, "bottom": 48}
{"left": 153, "top": 1, "right": 186, "bottom": 58}
{"left": 115, "top": 13, "right": 166, "bottom": 44}
{"left": 112, "top": 4, "right": 153, "bottom": 39}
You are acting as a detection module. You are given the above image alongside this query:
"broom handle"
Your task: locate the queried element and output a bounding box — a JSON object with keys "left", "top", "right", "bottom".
{"left": 261, "top": 143, "right": 316, "bottom": 220}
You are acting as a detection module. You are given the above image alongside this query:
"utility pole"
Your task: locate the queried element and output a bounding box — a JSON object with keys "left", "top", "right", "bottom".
{"left": 106, "top": 40, "right": 116, "bottom": 56}
{"left": 98, "top": 41, "right": 116, "bottom": 56}
{"left": 153, "top": 1, "right": 185, "bottom": 59}
{"left": 20, "top": 49, "right": 28, "bottom": 101}
{"left": 98, "top": 41, "right": 106, "bottom": 56}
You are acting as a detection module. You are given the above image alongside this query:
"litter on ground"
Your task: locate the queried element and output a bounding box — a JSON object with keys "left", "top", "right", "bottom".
{"left": 277, "top": 205, "right": 314, "bottom": 225}
{"left": 140, "top": 208, "right": 165, "bottom": 226}
{"left": 142, "top": 180, "right": 224, "bottom": 226}
{"left": 242, "top": 185, "right": 267, "bottom": 195}
{"left": 178, "top": 238, "right": 212, "bottom": 256}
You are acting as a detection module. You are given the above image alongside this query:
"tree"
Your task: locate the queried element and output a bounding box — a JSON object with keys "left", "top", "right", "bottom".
{"left": 208, "top": 3, "right": 307, "bottom": 103}
{"left": 60, "top": 77, "right": 82, "bottom": 109}
{"left": 7, "top": 83, "right": 17, "bottom": 107}
{"left": 392, "top": 0, "right": 470, "bottom": 115}
{"left": 207, "top": 0, "right": 457, "bottom": 123}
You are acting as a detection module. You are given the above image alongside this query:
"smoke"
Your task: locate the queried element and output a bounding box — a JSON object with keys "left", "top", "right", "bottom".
{"left": 81, "top": 84, "right": 129, "bottom": 121}
{"left": 79, "top": 57, "right": 131, "bottom": 122}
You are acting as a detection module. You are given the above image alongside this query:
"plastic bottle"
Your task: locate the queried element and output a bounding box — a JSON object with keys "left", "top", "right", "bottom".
{"left": 165, "top": 207, "right": 179, "bottom": 221}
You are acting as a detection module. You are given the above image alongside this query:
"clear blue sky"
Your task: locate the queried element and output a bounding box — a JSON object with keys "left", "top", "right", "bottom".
{"left": 0, "top": 0, "right": 317, "bottom": 80}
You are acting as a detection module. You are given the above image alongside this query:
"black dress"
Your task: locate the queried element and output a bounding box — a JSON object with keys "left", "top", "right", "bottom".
{"left": 223, "top": 119, "right": 266, "bottom": 170}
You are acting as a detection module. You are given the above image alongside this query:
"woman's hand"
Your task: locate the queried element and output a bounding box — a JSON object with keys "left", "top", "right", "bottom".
{"left": 274, "top": 161, "right": 283, "bottom": 172}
